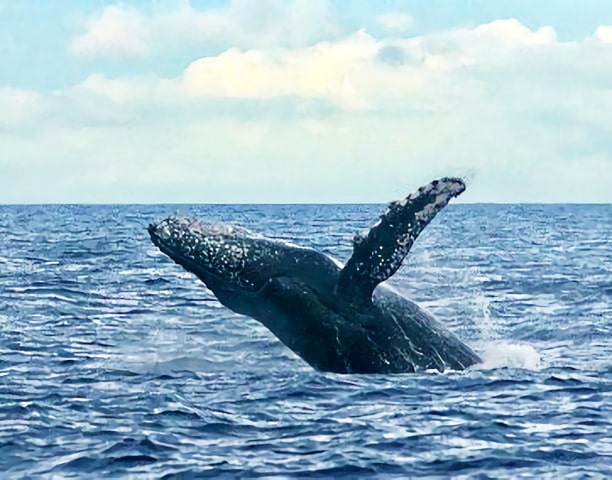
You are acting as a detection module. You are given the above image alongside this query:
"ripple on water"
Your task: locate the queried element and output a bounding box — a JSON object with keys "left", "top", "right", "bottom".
{"left": 0, "top": 204, "right": 610, "bottom": 478}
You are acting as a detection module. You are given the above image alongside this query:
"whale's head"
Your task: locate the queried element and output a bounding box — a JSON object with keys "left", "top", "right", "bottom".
{"left": 148, "top": 216, "right": 308, "bottom": 312}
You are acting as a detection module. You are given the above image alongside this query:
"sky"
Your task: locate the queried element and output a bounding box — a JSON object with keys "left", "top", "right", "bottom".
{"left": 1, "top": 0, "right": 611, "bottom": 203}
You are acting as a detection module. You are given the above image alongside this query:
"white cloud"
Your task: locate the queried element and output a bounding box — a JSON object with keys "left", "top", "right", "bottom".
{"left": 0, "top": 86, "right": 43, "bottom": 129}
{"left": 375, "top": 12, "right": 413, "bottom": 33}
{"left": 404, "top": 18, "right": 557, "bottom": 71}
{"left": 593, "top": 25, "right": 612, "bottom": 43}
{"left": 70, "top": 0, "right": 339, "bottom": 58}
{"left": 182, "top": 30, "right": 378, "bottom": 109}
{"left": 179, "top": 19, "right": 563, "bottom": 110}
{"left": 71, "top": 5, "right": 149, "bottom": 57}
{"left": 5, "top": 19, "right": 612, "bottom": 202}
{"left": 74, "top": 73, "right": 180, "bottom": 105}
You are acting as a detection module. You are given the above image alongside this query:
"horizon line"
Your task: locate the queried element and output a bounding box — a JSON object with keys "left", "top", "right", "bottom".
{"left": 0, "top": 201, "right": 610, "bottom": 207}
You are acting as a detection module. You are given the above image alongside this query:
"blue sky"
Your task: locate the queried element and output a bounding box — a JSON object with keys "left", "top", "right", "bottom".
{"left": 1, "top": 0, "right": 611, "bottom": 203}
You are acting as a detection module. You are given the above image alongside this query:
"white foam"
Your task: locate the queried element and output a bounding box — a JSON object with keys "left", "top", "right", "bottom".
{"left": 466, "top": 292, "right": 541, "bottom": 371}
{"left": 474, "top": 342, "right": 541, "bottom": 371}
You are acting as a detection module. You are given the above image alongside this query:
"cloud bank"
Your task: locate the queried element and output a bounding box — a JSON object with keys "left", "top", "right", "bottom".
{"left": 1, "top": 2, "right": 611, "bottom": 203}
{"left": 71, "top": 0, "right": 340, "bottom": 58}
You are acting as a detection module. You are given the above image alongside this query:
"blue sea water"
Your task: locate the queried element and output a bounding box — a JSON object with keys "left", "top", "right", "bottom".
{"left": 0, "top": 203, "right": 610, "bottom": 478}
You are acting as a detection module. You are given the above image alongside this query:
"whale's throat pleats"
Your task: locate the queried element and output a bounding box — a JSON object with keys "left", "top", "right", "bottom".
{"left": 336, "top": 177, "right": 466, "bottom": 306}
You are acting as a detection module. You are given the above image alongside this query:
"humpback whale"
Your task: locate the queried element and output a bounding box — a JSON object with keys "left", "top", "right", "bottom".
{"left": 148, "top": 178, "right": 481, "bottom": 373}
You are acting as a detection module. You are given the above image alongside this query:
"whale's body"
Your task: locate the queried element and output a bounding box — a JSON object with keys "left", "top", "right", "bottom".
{"left": 149, "top": 178, "right": 481, "bottom": 373}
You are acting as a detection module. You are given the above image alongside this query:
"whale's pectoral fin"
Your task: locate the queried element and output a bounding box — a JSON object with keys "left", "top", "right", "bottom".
{"left": 337, "top": 177, "right": 466, "bottom": 305}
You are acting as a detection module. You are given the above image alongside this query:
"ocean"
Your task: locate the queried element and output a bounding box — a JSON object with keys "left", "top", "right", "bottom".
{"left": 0, "top": 203, "right": 610, "bottom": 478}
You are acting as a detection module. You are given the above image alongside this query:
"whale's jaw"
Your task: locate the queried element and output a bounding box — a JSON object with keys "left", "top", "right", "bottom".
{"left": 148, "top": 216, "right": 304, "bottom": 294}
{"left": 148, "top": 217, "right": 257, "bottom": 289}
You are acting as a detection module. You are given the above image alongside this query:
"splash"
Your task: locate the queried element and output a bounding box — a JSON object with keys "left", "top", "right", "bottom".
{"left": 473, "top": 292, "right": 499, "bottom": 342}
{"left": 470, "top": 292, "right": 541, "bottom": 370}
{"left": 474, "top": 342, "right": 541, "bottom": 370}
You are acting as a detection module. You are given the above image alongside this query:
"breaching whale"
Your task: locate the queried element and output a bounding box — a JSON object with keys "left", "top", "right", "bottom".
{"left": 148, "top": 178, "right": 481, "bottom": 374}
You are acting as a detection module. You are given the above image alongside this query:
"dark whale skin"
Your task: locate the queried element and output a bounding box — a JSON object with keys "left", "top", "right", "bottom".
{"left": 149, "top": 177, "right": 481, "bottom": 374}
